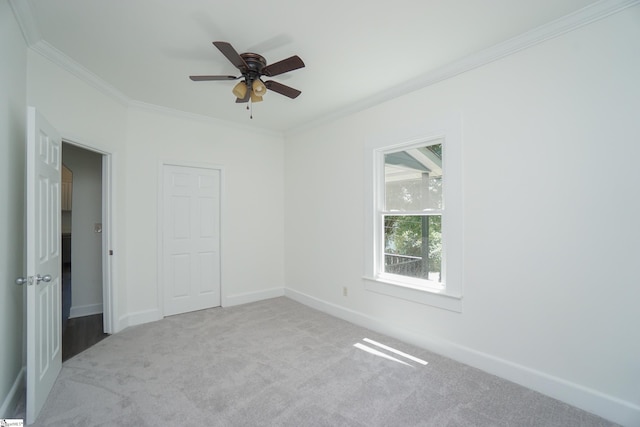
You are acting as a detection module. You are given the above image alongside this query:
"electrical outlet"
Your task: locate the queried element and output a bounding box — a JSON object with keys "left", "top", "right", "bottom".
{"left": 343, "top": 286, "right": 348, "bottom": 297}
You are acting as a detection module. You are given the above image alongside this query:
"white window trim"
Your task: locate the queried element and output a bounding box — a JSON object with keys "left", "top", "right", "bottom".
{"left": 363, "top": 113, "right": 463, "bottom": 312}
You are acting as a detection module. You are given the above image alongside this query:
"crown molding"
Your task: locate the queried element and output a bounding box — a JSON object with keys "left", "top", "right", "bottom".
{"left": 31, "top": 40, "right": 282, "bottom": 136}
{"left": 286, "top": 0, "right": 640, "bottom": 136}
{"left": 30, "top": 40, "right": 131, "bottom": 106}
{"left": 10, "top": 0, "right": 639, "bottom": 136}
{"left": 128, "top": 100, "right": 284, "bottom": 138}
{"left": 8, "top": 0, "right": 40, "bottom": 45}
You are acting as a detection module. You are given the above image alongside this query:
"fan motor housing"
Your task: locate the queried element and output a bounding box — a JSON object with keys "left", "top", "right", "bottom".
{"left": 240, "top": 53, "right": 267, "bottom": 74}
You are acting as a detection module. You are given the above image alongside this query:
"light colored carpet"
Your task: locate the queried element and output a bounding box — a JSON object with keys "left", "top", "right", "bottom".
{"left": 23, "top": 297, "right": 616, "bottom": 426}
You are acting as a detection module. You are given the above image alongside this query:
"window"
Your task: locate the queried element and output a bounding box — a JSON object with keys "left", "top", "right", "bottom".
{"left": 378, "top": 140, "right": 444, "bottom": 290}
{"left": 364, "top": 114, "right": 463, "bottom": 312}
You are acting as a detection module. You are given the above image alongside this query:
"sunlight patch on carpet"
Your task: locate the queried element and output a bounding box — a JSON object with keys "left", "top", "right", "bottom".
{"left": 363, "top": 338, "right": 428, "bottom": 366}
{"left": 353, "top": 338, "right": 428, "bottom": 367}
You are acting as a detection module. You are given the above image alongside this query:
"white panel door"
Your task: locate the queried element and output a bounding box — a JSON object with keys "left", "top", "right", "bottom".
{"left": 163, "top": 165, "right": 221, "bottom": 316}
{"left": 25, "top": 107, "right": 62, "bottom": 424}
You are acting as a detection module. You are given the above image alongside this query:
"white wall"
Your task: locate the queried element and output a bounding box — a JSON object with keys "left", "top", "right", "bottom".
{"left": 62, "top": 143, "right": 103, "bottom": 317}
{"left": 284, "top": 6, "right": 640, "bottom": 426}
{"left": 27, "top": 50, "right": 130, "bottom": 330}
{"left": 0, "top": 0, "right": 27, "bottom": 416}
{"left": 26, "top": 49, "right": 286, "bottom": 332}
{"left": 123, "top": 108, "right": 285, "bottom": 325}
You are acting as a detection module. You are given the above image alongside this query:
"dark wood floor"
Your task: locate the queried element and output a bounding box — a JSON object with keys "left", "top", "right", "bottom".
{"left": 62, "top": 314, "right": 109, "bottom": 362}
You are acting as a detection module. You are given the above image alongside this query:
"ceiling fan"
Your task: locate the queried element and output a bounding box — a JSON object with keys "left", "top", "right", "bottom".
{"left": 189, "top": 41, "right": 305, "bottom": 104}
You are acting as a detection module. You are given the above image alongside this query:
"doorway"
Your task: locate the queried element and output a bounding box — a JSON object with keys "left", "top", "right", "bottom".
{"left": 61, "top": 142, "right": 110, "bottom": 360}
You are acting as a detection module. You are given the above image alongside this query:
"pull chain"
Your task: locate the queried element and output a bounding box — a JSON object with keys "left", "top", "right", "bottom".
{"left": 246, "top": 99, "right": 253, "bottom": 119}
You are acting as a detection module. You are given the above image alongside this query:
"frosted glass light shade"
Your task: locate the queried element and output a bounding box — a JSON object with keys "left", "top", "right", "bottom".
{"left": 252, "top": 79, "right": 267, "bottom": 96}
{"left": 232, "top": 81, "right": 247, "bottom": 98}
{"left": 250, "top": 92, "right": 263, "bottom": 103}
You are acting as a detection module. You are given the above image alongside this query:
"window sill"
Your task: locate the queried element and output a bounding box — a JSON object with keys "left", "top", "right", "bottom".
{"left": 363, "top": 276, "right": 463, "bottom": 313}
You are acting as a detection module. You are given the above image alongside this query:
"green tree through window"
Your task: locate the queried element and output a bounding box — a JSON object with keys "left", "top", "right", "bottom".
{"left": 384, "top": 215, "right": 441, "bottom": 281}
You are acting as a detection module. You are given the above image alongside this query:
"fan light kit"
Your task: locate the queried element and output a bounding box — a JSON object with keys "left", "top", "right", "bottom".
{"left": 190, "top": 41, "right": 305, "bottom": 118}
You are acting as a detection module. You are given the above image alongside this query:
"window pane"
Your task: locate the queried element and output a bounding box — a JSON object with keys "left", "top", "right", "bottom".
{"left": 384, "top": 144, "right": 442, "bottom": 211}
{"left": 384, "top": 215, "right": 441, "bottom": 282}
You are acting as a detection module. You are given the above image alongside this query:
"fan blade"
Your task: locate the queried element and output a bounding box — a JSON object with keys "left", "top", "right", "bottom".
{"left": 189, "top": 75, "right": 239, "bottom": 81}
{"left": 264, "top": 80, "right": 302, "bottom": 99}
{"left": 262, "top": 55, "right": 305, "bottom": 77}
{"left": 213, "top": 41, "right": 248, "bottom": 72}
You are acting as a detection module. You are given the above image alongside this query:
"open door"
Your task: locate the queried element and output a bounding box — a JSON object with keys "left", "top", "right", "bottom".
{"left": 25, "top": 107, "right": 62, "bottom": 424}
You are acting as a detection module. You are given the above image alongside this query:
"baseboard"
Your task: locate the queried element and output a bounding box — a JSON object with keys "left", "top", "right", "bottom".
{"left": 0, "top": 367, "right": 24, "bottom": 418}
{"left": 284, "top": 288, "right": 640, "bottom": 427}
{"left": 114, "top": 288, "right": 285, "bottom": 332}
{"left": 223, "top": 287, "right": 285, "bottom": 307}
{"left": 69, "top": 303, "right": 103, "bottom": 319}
{"left": 117, "top": 308, "right": 163, "bottom": 332}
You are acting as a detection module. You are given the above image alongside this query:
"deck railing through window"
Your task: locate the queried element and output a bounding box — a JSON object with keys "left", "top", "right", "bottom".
{"left": 384, "top": 253, "right": 422, "bottom": 277}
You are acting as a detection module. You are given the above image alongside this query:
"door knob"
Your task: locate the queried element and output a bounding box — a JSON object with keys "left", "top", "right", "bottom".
{"left": 15, "top": 274, "right": 52, "bottom": 286}
{"left": 35, "top": 274, "right": 52, "bottom": 284}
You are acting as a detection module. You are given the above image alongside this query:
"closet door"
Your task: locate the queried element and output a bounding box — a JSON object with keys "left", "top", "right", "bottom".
{"left": 163, "top": 164, "right": 221, "bottom": 316}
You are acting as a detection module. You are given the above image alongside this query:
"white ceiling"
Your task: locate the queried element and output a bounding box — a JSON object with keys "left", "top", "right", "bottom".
{"left": 19, "top": 0, "right": 601, "bottom": 133}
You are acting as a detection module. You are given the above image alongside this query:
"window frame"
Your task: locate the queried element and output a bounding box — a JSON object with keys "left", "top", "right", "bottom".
{"left": 363, "top": 114, "right": 463, "bottom": 312}
{"left": 376, "top": 139, "right": 445, "bottom": 292}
